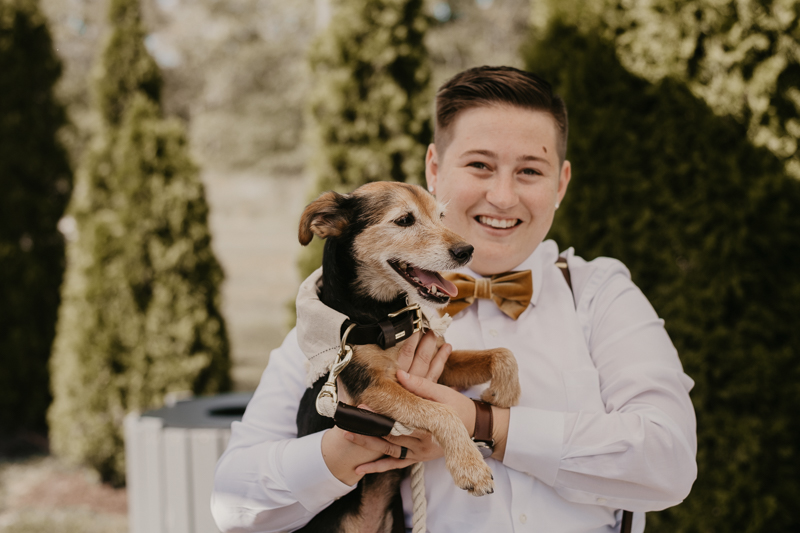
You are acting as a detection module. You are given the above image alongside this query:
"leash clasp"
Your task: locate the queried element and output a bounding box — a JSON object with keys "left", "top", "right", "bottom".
{"left": 316, "top": 323, "right": 356, "bottom": 416}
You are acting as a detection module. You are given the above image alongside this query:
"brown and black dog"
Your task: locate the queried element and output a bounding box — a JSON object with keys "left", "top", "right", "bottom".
{"left": 295, "top": 181, "right": 520, "bottom": 533}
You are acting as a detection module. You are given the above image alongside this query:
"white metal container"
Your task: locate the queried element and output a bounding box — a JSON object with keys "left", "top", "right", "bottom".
{"left": 124, "top": 393, "right": 253, "bottom": 533}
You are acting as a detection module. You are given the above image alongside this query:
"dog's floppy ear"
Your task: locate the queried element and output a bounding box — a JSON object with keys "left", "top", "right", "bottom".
{"left": 299, "top": 191, "right": 350, "bottom": 245}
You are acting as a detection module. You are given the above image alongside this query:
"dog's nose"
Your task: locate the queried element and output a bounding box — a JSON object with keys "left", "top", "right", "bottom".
{"left": 449, "top": 243, "right": 474, "bottom": 264}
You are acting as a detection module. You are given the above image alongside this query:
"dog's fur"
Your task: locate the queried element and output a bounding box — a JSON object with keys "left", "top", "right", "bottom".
{"left": 295, "top": 181, "right": 520, "bottom": 533}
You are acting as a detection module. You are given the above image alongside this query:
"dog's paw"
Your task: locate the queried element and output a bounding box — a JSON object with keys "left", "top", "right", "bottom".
{"left": 448, "top": 450, "right": 495, "bottom": 497}
{"left": 480, "top": 380, "right": 520, "bottom": 408}
{"left": 481, "top": 348, "right": 521, "bottom": 408}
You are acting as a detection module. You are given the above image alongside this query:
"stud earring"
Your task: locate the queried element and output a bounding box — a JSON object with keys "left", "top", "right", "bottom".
{"left": 428, "top": 186, "right": 434, "bottom": 193}
{"left": 555, "top": 201, "right": 560, "bottom": 209}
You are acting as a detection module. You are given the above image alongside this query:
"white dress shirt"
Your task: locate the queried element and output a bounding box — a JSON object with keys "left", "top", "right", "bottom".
{"left": 211, "top": 240, "right": 697, "bottom": 533}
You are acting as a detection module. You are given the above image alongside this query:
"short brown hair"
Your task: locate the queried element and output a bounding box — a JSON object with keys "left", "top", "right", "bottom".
{"left": 434, "top": 66, "right": 569, "bottom": 162}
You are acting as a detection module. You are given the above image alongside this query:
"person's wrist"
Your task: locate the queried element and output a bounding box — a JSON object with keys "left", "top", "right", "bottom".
{"left": 490, "top": 406, "right": 510, "bottom": 461}
{"left": 464, "top": 396, "right": 477, "bottom": 436}
{"left": 471, "top": 399, "right": 495, "bottom": 458}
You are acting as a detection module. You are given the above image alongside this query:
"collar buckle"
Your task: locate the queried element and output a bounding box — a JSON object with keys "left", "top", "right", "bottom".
{"left": 387, "top": 301, "right": 423, "bottom": 336}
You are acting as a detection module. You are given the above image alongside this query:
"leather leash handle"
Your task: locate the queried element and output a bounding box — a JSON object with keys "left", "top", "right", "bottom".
{"left": 333, "top": 402, "right": 396, "bottom": 437}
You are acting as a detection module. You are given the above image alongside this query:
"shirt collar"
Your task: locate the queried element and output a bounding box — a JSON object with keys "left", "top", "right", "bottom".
{"left": 459, "top": 239, "right": 559, "bottom": 308}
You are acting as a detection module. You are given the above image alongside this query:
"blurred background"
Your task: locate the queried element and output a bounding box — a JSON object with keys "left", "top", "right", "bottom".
{"left": 1, "top": 0, "right": 798, "bottom": 532}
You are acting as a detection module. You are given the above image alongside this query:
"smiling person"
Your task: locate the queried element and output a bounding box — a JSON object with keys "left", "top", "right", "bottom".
{"left": 211, "top": 67, "right": 697, "bottom": 533}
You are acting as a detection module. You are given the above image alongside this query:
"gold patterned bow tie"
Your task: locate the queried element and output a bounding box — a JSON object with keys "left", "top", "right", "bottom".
{"left": 441, "top": 270, "right": 533, "bottom": 320}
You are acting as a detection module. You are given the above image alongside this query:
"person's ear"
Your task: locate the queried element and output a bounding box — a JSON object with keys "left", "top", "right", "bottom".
{"left": 298, "top": 191, "right": 349, "bottom": 245}
{"left": 425, "top": 144, "right": 439, "bottom": 195}
{"left": 556, "top": 160, "right": 571, "bottom": 206}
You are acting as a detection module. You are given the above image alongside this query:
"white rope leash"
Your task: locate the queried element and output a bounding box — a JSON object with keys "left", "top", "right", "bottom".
{"left": 410, "top": 462, "right": 427, "bottom": 533}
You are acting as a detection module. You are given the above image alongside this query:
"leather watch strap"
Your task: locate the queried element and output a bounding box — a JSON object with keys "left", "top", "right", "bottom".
{"left": 472, "top": 399, "right": 494, "bottom": 444}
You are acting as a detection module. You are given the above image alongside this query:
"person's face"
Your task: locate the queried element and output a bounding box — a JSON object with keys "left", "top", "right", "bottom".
{"left": 426, "top": 105, "right": 571, "bottom": 276}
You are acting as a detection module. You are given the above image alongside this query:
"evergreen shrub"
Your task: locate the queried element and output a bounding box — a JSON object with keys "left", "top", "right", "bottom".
{"left": 0, "top": 0, "right": 71, "bottom": 433}
{"left": 299, "top": 0, "right": 432, "bottom": 279}
{"left": 49, "top": 0, "right": 230, "bottom": 485}
{"left": 531, "top": 0, "right": 800, "bottom": 180}
{"left": 524, "top": 21, "right": 800, "bottom": 532}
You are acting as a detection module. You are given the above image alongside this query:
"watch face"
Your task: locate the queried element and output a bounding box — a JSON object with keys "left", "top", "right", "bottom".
{"left": 474, "top": 440, "right": 493, "bottom": 459}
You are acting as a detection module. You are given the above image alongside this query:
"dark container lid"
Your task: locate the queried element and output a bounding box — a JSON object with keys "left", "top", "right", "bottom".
{"left": 142, "top": 392, "right": 254, "bottom": 429}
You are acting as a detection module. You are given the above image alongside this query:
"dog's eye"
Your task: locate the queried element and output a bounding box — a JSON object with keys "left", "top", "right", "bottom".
{"left": 394, "top": 214, "right": 415, "bottom": 227}
{"left": 439, "top": 212, "right": 445, "bottom": 220}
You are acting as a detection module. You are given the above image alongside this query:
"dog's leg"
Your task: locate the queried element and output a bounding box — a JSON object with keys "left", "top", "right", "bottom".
{"left": 438, "top": 348, "right": 521, "bottom": 408}
{"left": 359, "top": 380, "right": 495, "bottom": 496}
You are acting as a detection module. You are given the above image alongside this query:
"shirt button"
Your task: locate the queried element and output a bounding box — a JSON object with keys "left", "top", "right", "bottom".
{"left": 597, "top": 497, "right": 607, "bottom": 504}
{"left": 489, "top": 329, "right": 498, "bottom": 337}
{"left": 519, "top": 514, "right": 527, "bottom": 524}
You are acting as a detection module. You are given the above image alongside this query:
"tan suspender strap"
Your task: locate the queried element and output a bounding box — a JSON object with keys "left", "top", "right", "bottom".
{"left": 558, "top": 255, "right": 633, "bottom": 533}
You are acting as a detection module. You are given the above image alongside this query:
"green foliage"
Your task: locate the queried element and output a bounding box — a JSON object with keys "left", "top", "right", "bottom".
{"left": 524, "top": 21, "right": 800, "bottom": 532}
{"left": 308, "top": 0, "right": 432, "bottom": 191}
{"left": 300, "top": 0, "right": 432, "bottom": 281}
{"left": 0, "top": 0, "right": 71, "bottom": 432}
{"left": 533, "top": 0, "right": 800, "bottom": 180}
{"left": 96, "top": 0, "right": 162, "bottom": 127}
{"left": 49, "top": 0, "right": 230, "bottom": 485}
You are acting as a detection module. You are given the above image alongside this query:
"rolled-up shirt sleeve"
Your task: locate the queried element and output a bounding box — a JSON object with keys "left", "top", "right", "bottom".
{"left": 211, "top": 328, "right": 356, "bottom": 533}
{"left": 503, "top": 258, "right": 697, "bottom": 513}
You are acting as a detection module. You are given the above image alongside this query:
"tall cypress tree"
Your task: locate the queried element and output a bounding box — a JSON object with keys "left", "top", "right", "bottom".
{"left": 299, "top": 0, "right": 432, "bottom": 279}
{"left": 0, "top": 0, "right": 72, "bottom": 434}
{"left": 49, "top": 0, "right": 230, "bottom": 485}
{"left": 524, "top": 20, "right": 800, "bottom": 533}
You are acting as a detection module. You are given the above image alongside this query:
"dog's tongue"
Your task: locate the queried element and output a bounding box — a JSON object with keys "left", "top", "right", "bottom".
{"left": 409, "top": 266, "right": 458, "bottom": 297}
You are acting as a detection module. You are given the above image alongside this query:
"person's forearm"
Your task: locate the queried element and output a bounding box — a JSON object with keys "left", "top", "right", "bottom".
{"left": 489, "top": 406, "right": 510, "bottom": 461}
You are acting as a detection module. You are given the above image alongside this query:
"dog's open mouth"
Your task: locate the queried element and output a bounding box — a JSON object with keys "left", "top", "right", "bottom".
{"left": 388, "top": 260, "right": 458, "bottom": 304}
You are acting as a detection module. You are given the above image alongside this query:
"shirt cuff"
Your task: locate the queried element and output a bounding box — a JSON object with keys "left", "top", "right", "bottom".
{"left": 503, "top": 406, "right": 564, "bottom": 487}
{"left": 280, "top": 430, "right": 356, "bottom": 512}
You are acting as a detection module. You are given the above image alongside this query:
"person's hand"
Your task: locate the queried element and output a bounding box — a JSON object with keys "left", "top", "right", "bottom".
{"left": 392, "top": 332, "right": 473, "bottom": 431}
{"left": 344, "top": 330, "right": 452, "bottom": 473}
{"left": 396, "top": 330, "right": 452, "bottom": 381}
{"left": 397, "top": 369, "right": 510, "bottom": 461}
{"left": 395, "top": 369, "right": 476, "bottom": 433}
{"left": 345, "top": 424, "right": 444, "bottom": 475}
{"left": 348, "top": 369, "right": 486, "bottom": 474}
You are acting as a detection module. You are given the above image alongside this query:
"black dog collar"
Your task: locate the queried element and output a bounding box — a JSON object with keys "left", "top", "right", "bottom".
{"left": 339, "top": 303, "right": 423, "bottom": 349}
